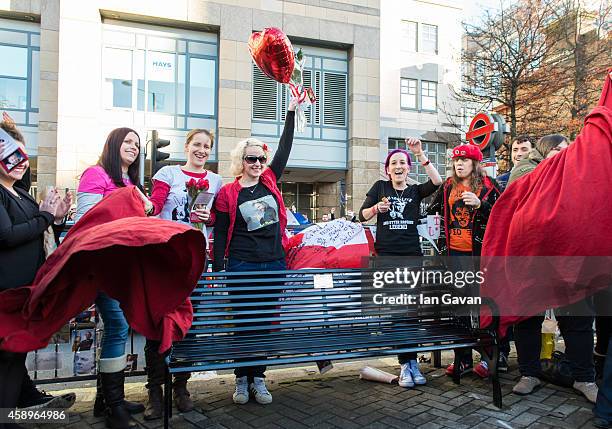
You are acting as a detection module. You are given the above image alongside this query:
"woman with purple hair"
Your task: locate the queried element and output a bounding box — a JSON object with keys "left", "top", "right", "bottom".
{"left": 359, "top": 137, "right": 442, "bottom": 388}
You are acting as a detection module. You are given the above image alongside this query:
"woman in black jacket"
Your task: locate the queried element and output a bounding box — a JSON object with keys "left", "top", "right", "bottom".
{"left": 427, "top": 144, "right": 500, "bottom": 378}
{"left": 0, "top": 118, "right": 75, "bottom": 414}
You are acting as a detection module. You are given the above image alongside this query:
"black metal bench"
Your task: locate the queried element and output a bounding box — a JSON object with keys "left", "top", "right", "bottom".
{"left": 164, "top": 267, "right": 502, "bottom": 427}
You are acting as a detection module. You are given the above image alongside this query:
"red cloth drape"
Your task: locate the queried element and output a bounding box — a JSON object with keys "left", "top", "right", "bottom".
{"left": 0, "top": 186, "right": 205, "bottom": 353}
{"left": 480, "top": 70, "right": 612, "bottom": 335}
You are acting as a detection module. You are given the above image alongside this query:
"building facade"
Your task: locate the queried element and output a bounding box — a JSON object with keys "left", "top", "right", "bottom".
{"left": 0, "top": 0, "right": 380, "bottom": 221}
{"left": 380, "top": 0, "right": 464, "bottom": 187}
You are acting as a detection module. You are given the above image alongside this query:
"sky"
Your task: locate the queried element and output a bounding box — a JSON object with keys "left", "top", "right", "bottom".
{"left": 462, "top": 0, "right": 505, "bottom": 24}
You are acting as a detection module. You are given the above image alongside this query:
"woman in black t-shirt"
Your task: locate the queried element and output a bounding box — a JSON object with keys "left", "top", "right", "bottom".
{"left": 213, "top": 97, "right": 297, "bottom": 406}
{"left": 359, "top": 137, "right": 442, "bottom": 388}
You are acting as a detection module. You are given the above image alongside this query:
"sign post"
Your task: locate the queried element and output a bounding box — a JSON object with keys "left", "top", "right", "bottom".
{"left": 466, "top": 111, "right": 509, "bottom": 177}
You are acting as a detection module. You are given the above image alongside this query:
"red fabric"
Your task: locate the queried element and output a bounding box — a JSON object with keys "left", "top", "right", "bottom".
{"left": 480, "top": 70, "right": 612, "bottom": 336}
{"left": 0, "top": 186, "right": 205, "bottom": 353}
{"left": 214, "top": 168, "right": 288, "bottom": 257}
{"left": 452, "top": 144, "right": 483, "bottom": 162}
{"left": 284, "top": 220, "right": 374, "bottom": 269}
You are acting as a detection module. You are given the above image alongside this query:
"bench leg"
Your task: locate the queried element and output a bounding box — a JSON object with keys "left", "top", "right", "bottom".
{"left": 480, "top": 343, "right": 503, "bottom": 409}
{"left": 164, "top": 368, "right": 171, "bottom": 429}
{"left": 433, "top": 350, "right": 442, "bottom": 368}
{"left": 452, "top": 350, "right": 461, "bottom": 385}
{"left": 489, "top": 344, "right": 503, "bottom": 409}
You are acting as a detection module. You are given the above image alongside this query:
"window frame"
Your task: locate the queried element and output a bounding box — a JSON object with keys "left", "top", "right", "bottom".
{"left": 400, "top": 77, "right": 418, "bottom": 111}
{"left": 0, "top": 26, "right": 40, "bottom": 126}
{"left": 420, "top": 80, "right": 437, "bottom": 112}
{"left": 102, "top": 26, "right": 218, "bottom": 130}
{"left": 420, "top": 23, "right": 438, "bottom": 55}
{"left": 400, "top": 20, "right": 418, "bottom": 52}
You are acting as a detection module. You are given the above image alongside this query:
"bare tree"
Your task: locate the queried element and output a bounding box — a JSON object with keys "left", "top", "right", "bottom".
{"left": 519, "top": 0, "right": 612, "bottom": 139}
{"left": 459, "top": 0, "right": 565, "bottom": 139}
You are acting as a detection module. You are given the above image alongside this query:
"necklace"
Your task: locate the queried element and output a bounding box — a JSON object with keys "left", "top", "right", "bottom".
{"left": 247, "top": 183, "right": 258, "bottom": 194}
{"left": 393, "top": 186, "right": 407, "bottom": 200}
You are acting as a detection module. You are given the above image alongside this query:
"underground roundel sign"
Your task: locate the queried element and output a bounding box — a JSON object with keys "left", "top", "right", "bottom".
{"left": 466, "top": 112, "right": 496, "bottom": 150}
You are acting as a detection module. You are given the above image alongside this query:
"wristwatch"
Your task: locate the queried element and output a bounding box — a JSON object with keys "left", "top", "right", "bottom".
{"left": 421, "top": 159, "right": 431, "bottom": 167}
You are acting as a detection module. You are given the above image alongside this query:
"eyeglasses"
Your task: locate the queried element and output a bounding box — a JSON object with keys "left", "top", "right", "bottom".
{"left": 244, "top": 155, "right": 267, "bottom": 164}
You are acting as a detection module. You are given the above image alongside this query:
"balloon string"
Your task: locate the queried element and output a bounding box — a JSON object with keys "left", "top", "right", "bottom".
{"left": 289, "top": 83, "right": 308, "bottom": 103}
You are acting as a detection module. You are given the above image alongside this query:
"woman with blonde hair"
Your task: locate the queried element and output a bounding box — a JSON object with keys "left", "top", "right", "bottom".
{"left": 142, "top": 129, "right": 222, "bottom": 420}
{"left": 213, "top": 96, "right": 298, "bottom": 405}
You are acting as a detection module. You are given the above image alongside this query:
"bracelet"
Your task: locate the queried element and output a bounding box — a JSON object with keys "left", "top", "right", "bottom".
{"left": 421, "top": 159, "right": 431, "bottom": 167}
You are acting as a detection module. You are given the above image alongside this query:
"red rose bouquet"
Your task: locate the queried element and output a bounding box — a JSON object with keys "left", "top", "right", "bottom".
{"left": 186, "top": 178, "right": 210, "bottom": 231}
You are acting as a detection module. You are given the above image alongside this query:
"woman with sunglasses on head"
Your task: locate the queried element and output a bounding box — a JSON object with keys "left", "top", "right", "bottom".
{"left": 359, "top": 137, "right": 443, "bottom": 389}
{"left": 1, "top": 116, "right": 75, "bottom": 416}
{"left": 213, "top": 96, "right": 297, "bottom": 406}
{"left": 76, "top": 128, "right": 150, "bottom": 429}
{"left": 141, "top": 129, "right": 222, "bottom": 420}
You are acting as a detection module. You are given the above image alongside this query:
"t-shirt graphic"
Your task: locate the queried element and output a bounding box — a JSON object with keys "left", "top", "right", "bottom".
{"left": 448, "top": 183, "right": 479, "bottom": 252}
{"left": 171, "top": 190, "right": 190, "bottom": 223}
{"left": 383, "top": 195, "right": 414, "bottom": 229}
{"left": 239, "top": 195, "right": 279, "bottom": 231}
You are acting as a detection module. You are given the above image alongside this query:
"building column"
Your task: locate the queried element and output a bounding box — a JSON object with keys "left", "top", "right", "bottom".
{"left": 37, "top": 0, "right": 60, "bottom": 192}
{"left": 347, "top": 38, "right": 380, "bottom": 213}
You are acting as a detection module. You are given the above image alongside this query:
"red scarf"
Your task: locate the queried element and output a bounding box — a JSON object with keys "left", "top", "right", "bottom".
{"left": 0, "top": 187, "right": 205, "bottom": 353}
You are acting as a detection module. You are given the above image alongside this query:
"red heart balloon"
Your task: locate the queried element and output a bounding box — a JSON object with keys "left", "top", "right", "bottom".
{"left": 249, "top": 27, "right": 295, "bottom": 84}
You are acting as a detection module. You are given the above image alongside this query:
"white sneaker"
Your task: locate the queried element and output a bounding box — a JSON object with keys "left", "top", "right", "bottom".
{"left": 409, "top": 360, "right": 427, "bottom": 385}
{"left": 398, "top": 363, "right": 415, "bottom": 388}
{"left": 233, "top": 376, "right": 249, "bottom": 404}
{"left": 250, "top": 377, "right": 272, "bottom": 404}
{"left": 573, "top": 381, "right": 598, "bottom": 403}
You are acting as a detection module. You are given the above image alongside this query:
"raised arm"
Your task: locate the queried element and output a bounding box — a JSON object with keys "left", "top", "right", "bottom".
{"left": 406, "top": 137, "right": 442, "bottom": 186}
{"left": 269, "top": 97, "right": 298, "bottom": 179}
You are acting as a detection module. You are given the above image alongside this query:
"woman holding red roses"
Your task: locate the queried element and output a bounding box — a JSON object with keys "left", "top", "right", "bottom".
{"left": 212, "top": 96, "right": 298, "bottom": 406}
{"left": 143, "top": 129, "right": 222, "bottom": 420}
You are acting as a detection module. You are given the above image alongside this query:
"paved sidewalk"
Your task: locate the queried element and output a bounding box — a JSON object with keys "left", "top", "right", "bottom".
{"left": 40, "top": 354, "right": 599, "bottom": 429}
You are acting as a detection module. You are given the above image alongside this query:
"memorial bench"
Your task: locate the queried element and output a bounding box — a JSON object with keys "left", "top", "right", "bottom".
{"left": 164, "top": 267, "right": 502, "bottom": 427}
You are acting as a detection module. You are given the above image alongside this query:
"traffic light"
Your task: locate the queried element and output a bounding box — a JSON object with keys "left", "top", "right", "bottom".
{"left": 150, "top": 130, "right": 170, "bottom": 175}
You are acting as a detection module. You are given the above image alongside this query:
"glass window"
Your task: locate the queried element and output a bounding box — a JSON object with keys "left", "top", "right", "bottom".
{"left": 421, "top": 81, "right": 437, "bottom": 111}
{"left": 0, "top": 45, "right": 28, "bottom": 77}
{"left": 421, "top": 24, "right": 438, "bottom": 54}
{"left": 400, "top": 78, "right": 417, "bottom": 109}
{"left": 189, "top": 57, "right": 215, "bottom": 116}
{"left": 400, "top": 21, "right": 417, "bottom": 52}
{"left": 143, "top": 51, "right": 176, "bottom": 114}
{"left": 103, "top": 48, "right": 133, "bottom": 109}
{"left": 0, "top": 78, "right": 27, "bottom": 109}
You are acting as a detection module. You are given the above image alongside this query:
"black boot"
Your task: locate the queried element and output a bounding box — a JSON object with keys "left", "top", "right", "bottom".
{"left": 144, "top": 340, "right": 167, "bottom": 420}
{"left": 173, "top": 373, "right": 194, "bottom": 413}
{"left": 94, "top": 373, "right": 144, "bottom": 417}
{"left": 100, "top": 371, "right": 137, "bottom": 429}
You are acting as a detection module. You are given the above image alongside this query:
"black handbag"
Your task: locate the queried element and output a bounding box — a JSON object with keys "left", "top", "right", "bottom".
{"left": 540, "top": 350, "right": 574, "bottom": 387}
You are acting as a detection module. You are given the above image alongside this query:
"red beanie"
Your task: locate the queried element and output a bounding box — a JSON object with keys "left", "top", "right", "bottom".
{"left": 452, "top": 144, "right": 483, "bottom": 162}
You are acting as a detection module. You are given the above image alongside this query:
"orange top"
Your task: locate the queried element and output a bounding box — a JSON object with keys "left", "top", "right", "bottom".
{"left": 448, "top": 183, "right": 480, "bottom": 252}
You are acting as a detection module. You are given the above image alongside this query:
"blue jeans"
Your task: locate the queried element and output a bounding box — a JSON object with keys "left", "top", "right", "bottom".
{"left": 95, "top": 292, "right": 129, "bottom": 360}
{"left": 595, "top": 336, "right": 612, "bottom": 422}
{"left": 226, "top": 258, "right": 286, "bottom": 380}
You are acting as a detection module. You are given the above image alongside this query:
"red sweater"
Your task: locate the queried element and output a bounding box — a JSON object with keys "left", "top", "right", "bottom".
{"left": 0, "top": 187, "right": 205, "bottom": 353}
